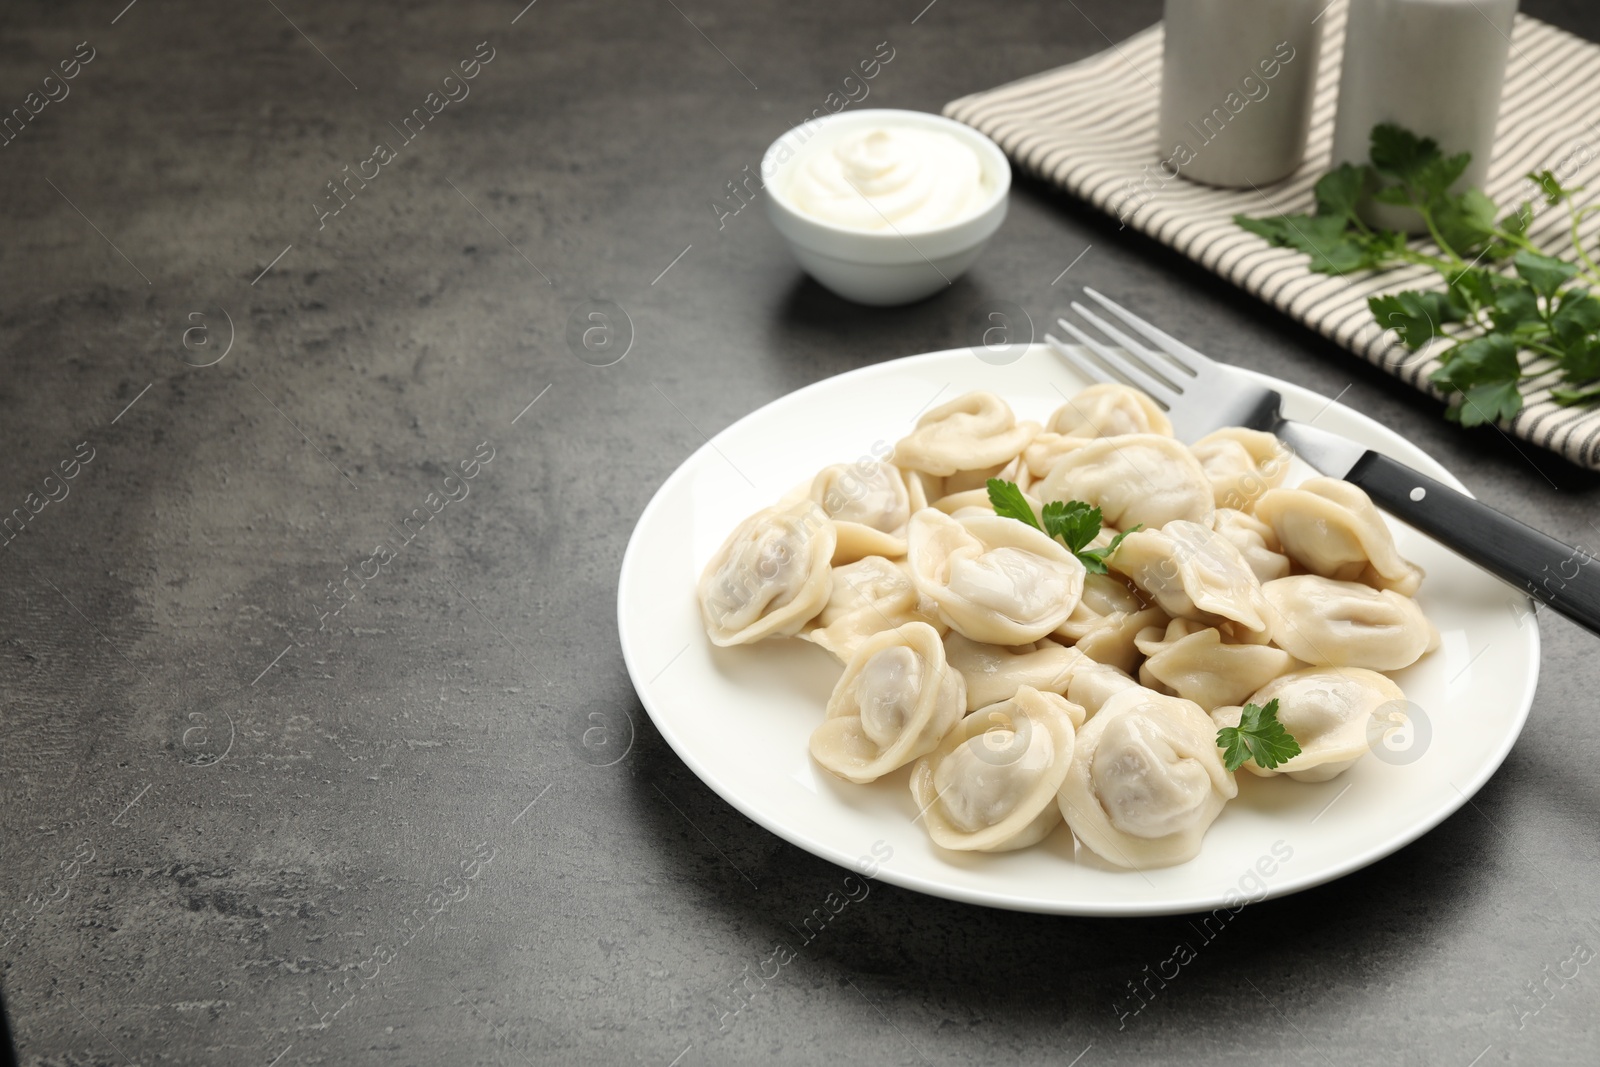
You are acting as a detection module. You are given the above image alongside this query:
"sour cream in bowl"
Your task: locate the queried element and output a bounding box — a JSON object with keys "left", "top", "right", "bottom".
{"left": 762, "top": 109, "right": 1010, "bottom": 306}
{"left": 789, "top": 126, "right": 990, "bottom": 232}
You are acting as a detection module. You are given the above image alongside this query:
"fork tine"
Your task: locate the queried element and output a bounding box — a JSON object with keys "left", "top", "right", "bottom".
{"left": 1044, "top": 332, "right": 1118, "bottom": 386}
{"left": 1069, "top": 301, "right": 1185, "bottom": 393}
{"left": 1051, "top": 318, "right": 1180, "bottom": 407}
{"left": 1081, "top": 287, "right": 1210, "bottom": 376}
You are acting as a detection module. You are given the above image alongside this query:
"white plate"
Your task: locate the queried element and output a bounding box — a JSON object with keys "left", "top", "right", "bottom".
{"left": 617, "top": 345, "right": 1540, "bottom": 916}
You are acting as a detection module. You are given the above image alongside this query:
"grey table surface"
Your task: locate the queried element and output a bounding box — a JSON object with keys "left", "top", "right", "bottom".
{"left": 4, "top": 1, "right": 1600, "bottom": 1064}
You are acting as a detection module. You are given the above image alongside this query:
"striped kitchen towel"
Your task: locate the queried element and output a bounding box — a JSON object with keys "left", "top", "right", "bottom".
{"left": 946, "top": 0, "right": 1600, "bottom": 469}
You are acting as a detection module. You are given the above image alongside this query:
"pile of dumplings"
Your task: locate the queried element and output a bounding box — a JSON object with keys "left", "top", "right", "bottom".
{"left": 697, "top": 385, "right": 1436, "bottom": 870}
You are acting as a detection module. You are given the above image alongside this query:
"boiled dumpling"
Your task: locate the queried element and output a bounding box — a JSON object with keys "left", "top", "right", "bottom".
{"left": 1262, "top": 575, "right": 1438, "bottom": 671}
{"left": 903, "top": 434, "right": 1040, "bottom": 503}
{"left": 1067, "top": 661, "right": 1141, "bottom": 717}
{"left": 1054, "top": 571, "right": 1149, "bottom": 640}
{"left": 1072, "top": 608, "right": 1170, "bottom": 676}
{"left": 1211, "top": 667, "right": 1406, "bottom": 782}
{"left": 810, "top": 622, "right": 966, "bottom": 784}
{"left": 937, "top": 453, "right": 1036, "bottom": 498}
{"left": 1021, "top": 432, "right": 1086, "bottom": 482}
{"left": 1036, "top": 434, "right": 1215, "bottom": 531}
{"left": 943, "top": 632, "right": 1087, "bottom": 710}
{"left": 1212, "top": 508, "right": 1292, "bottom": 584}
{"left": 1108, "top": 520, "right": 1274, "bottom": 640}
{"left": 1135, "top": 619, "right": 1301, "bottom": 711}
{"left": 1058, "top": 686, "right": 1236, "bottom": 868}
{"left": 907, "top": 509, "right": 1086, "bottom": 645}
{"left": 909, "top": 687, "right": 1083, "bottom": 852}
{"left": 699, "top": 502, "right": 835, "bottom": 646}
{"left": 802, "top": 556, "right": 945, "bottom": 663}
{"left": 808, "top": 460, "right": 919, "bottom": 563}
{"left": 1254, "top": 478, "right": 1424, "bottom": 595}
{"left": 929, "top": 483, "right": 1045, "bottom": 523}
{"left": 1054, "top": 571, "right": 1167, "bottom": 674}
{"left": 892, "top": 392, "right": 1038, "bottom": 478}
{"left": 1048, "top": 382, "right": 1174, "bottom": 439}
{"left": 1189, "top": 427, "right": 1290, "bottom": 511}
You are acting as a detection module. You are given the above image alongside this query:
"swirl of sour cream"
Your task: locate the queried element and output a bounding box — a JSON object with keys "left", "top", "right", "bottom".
{"left": 786, "top": 126, "right": 989, "bottom": 232}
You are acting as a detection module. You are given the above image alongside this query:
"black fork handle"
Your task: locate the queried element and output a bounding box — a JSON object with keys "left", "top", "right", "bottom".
{"left": 1345, "top": 451, "right": 1600, "bottom": 638}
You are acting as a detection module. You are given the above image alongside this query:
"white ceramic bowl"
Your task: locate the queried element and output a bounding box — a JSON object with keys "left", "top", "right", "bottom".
{"left": 761, "top": 108, "right": 1011, "bottom": 306}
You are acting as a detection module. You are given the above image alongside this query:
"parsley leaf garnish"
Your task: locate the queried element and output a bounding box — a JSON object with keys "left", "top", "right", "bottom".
{"left": 1235, "top": 123, "right": 1600, "bottom": 422}
{"left": 1040, "top": 499, "right": 1100, "bottom": 553}
{"left": 1078, "top": 528, "right": 1139, "bottom": 575}
{"left": 987, "top": 479, "right": 1139, "bottom": 575}
{"left": 1429, "top": 333, "right": 1525, "bottom": 427}
{"left": 1216, "top": 699, "right": 1302, "bottom": 772}
{"left": 1528, "top": 169, "right": 1577, "bottom": 206}
{"left": 1368, "top": 290, "right": 1459, "bottom": 351}
{"left": 1513, "top": 250, "right": 1579, "bottom": 299}
{"left": 986, "top": 478, "right": 1041, "bottom": 530}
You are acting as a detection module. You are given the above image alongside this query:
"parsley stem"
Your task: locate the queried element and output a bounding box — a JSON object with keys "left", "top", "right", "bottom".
{"left": 1418, "top": 206, "right": 1469, "bottom": 270}
{"left": 1490, "top": 227, "right": 1542, "bottom": 256}
{"left": 1567, "top": 202, "right": 1600, "bottom": 286}
{"left": 1396, "top": 248, "right": 1456, "bottom": 274}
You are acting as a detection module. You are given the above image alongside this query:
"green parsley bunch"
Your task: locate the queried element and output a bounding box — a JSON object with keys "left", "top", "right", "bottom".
{"left": 984, "top": 479, "right": 1137, "bottom": 574}
{"left": 1235, "top": 124, "right": 1600, "bottom": 427}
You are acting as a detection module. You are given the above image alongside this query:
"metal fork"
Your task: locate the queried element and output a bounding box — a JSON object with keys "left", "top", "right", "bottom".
{"left": 1046, "top": 287, "right": 1600, "bottom": 638}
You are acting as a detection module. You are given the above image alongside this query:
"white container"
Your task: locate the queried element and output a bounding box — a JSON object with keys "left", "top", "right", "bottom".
{"left": 1157, "top": 0, "right": 1325, "bottom": 187}
{"left": 761, "top": 109, "right": 1010, "bottom": 307}
{"left": 1331, "top": 0, "right": 1518, "bottom": 232}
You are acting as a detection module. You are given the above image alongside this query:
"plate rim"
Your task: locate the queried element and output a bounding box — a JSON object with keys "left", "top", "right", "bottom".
{"left": 617, "top": 344, "right": 1541, "bottom": 916}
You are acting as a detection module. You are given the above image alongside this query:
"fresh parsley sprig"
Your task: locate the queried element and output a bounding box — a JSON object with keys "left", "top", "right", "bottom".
{"left": 1234, "top": 123, "right": 1600, "bottom": 427}
{"left": 1215, "top": 698, "right": 1302, "bottom": 772}
{"left": 985, "top": 478, "right": 1138, "bottom": 574}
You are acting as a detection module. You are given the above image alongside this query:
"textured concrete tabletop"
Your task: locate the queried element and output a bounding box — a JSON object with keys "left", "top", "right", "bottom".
{"left": 4, "top": 1, "right": 1600, "bottom": 1064}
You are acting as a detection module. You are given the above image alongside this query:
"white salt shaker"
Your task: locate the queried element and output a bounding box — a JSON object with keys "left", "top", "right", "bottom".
{"left": 1331, "top": 0, "right": 1518, "bottom": 232}
{"left": 1157, "top": 0, "right": 1325, "bottom": 187}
